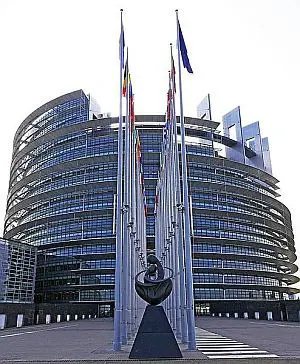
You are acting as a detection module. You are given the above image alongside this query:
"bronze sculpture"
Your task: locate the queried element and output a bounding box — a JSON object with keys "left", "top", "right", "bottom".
{"left": 135, "top": 254, "right": 173, "bottom": 305}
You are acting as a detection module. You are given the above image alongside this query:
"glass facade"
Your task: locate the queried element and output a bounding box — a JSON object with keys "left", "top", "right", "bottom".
{"left": 3, "top": 91, "right": 299, "bottom": 307}
{"left": 0, "top": 238, "right": 37, "bottom": 303}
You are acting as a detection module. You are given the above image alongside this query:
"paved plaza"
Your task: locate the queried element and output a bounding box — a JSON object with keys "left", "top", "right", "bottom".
{"left": 0, "top": 317, "right": 300, "bottom": 363}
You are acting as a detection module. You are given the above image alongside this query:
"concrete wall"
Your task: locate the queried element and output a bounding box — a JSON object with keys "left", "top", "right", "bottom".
{"left": 0, "top": 303, "right": 35, "bottom": 328}
{"left": 34, "top": 303, "right": 99, "bottom": 324}
{"left": 0, "top": 302, "right": 99, "bottom": 329}
{"left": 196, "top": 300, "right": 300, "bottom": 322}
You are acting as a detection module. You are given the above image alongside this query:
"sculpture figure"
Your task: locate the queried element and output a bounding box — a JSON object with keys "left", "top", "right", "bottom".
{"left": 135, "top": 254, "right": 173, "bottom": 305}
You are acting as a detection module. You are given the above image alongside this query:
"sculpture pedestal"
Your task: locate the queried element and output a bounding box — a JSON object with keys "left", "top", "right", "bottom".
{"left": 129, "top": 305, "right": 182, "bottom": 359}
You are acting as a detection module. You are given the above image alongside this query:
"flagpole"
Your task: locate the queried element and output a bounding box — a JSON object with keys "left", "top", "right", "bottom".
{"left": 169, "top": 72, "right": 181, "bottom": 339}
{"left": 122, "top": 47, "right": 130, "bottom": 344}
{"left": 167, "top": 76, "right": 176, "bottom": 330}
{"left": 131, "top": 129, "right": 136, "bottom": 336}
{"left": 170, "top": 43, "right": 186, "bottom": 342}
{"left": 129, "top": 87, "right": 136, "bottom": 338}
{"left": 113, "top": 8, "right": 124, "bottom": 352}
{"left": 175, "top": 9, "right": 196, "bottom": 351}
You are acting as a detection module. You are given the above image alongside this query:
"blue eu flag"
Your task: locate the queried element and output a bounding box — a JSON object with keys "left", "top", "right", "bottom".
{"left": 178, "top": 21, "right": 193, "bottom": 74}
{"left": 119, "top": 19, "right": 125, "bottom": 69}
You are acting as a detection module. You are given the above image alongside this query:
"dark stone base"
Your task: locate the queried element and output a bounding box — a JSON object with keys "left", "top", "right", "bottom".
{"left": 129, "top": 305, "right": 182, "bottom": 359}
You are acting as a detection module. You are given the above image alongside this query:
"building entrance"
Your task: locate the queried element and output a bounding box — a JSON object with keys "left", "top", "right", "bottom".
{"left": 195, "top": 302, "right": 210, "bottom": 316}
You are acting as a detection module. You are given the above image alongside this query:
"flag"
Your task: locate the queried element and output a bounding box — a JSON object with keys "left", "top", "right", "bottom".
{"left": 166, "top": 88, "right": 172, "bottom": 121}
{"left": 171, "top": 50, "right": 176, "bottom": 92}
{"left": 139, "top": 161, "right": 147, "bottom": 216}
{"left": 129, "top": 80, "right": 135, "bottom": 130}
{"left": 143, "top": 193, "right": 148, "bottom": 216}
{"left": 140, "top": 164, "right": 144, "bottom": 188}
{"left": 163, "top": 72, "right": 174, "bottom": 148}
{"left": 178, "top": 20, "right": 193, "bottom": 73}
{"left": 122, "top": 62, "right": 128, "bottom": 96}
{"left": 154, "top": 185, "right": 159, "bottom": 216}
{"left": 119, "top": 15, "right": 125, "bottom": 69}
{"left": 136, "top": 132, "right": 141, "bottom": 163}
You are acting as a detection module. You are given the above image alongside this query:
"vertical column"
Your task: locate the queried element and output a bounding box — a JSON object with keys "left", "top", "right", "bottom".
{"left": 223, "top": 106, "right": 246, "bottom": 163}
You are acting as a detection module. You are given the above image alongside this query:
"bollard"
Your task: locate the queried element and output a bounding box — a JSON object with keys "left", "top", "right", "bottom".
{"left": 82, "top": 314, "right": 85, "bottom": 319}
{"left": 218, "top": 313, "right": 222, "bottom": 317}
{"left": 255, "top": 312, "right": 260, "bottom": 320}
{"left": 226, "top": 313, "right": 230, "bottom": 318}
{"left": 17, "top": 314, "right": 24, "bottom": 328}
{"left": 267, "top": 311, "right": 273, "bottom": 320}
{"left": 57, "top": 315, "right": 61, "bottom": 323}
{"left": 75, "top": 315, "right": 78, "bottom": 320}
{"left": 66, "top": 314, "right": 70, "bottom": 322}
{"left": 243, "top": 312, "right": 248, "bottom": 319}
{"left": 46, "top": 314, "right": 51, "bottom": 324}
{"left": 0, "top": 314, "right": 6, "bottom": 329}
{"left": 234, "top": 312, "right": 238, "bottom": 318}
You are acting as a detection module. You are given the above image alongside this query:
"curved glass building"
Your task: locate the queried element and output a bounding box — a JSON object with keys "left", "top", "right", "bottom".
{"left": 3, "top": 90, "right": 299, "bottom": 312}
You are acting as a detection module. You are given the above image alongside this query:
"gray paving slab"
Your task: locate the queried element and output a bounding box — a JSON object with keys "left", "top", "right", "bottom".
{"left": 0, "top": 318, "right": 203, "bottom": 362}
{"left": 1, "top": 359, "right": 300, "bottom": 364}
{"left": 0, "top": 317, "right": 300, "bottom": 363}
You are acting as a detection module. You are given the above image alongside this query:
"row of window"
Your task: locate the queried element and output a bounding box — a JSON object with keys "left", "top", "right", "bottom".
{"left": 8, "top": 143, "right": 280, "bottom": 213}
{"left": 82, "top": 259, "right": 115, "bottom": 269}
{"left": 14, "top": 95, "right": 89, "bottom": 155}
{"left": 10, "top": 157, "right": 118, "bottom": 191}
{"left": 41, "top": 243, "right": 116, "bottom": 257}
{"left": 15, "top": 128, "right": 158, "bottom": 180}
{"left": 186, "top": 145, "right": 214, "bottom": 157}
{"left": 7, "top": 206, "right": 286, "bottom": 249}
{"left": 40, "top": 262, "right": 80, "bottom": 273}
{"left": 193, "top": 273, "right": 280, "bottom": 286}
{"left": 191, "top": 190, "right": 283, "bottom": 218}
{"left": 35, "top": 287, "right": 282, "bottom": 303}
{"left": 193, "top": 229, "right": 284, "bottom": 249}
{"left": 193, "top": 258, "right": 278, "bottom": 272}
{"left": 36, "top": 257, "right": 283, "bottom": 278}
{"left": 13, "top": 216, "right": 114, "bottom": 245}
{"left": 13, "top": 133, "right": 87, "bottom": 181}
{"left": 14, "top": 124, "right": 159, "bottom": 186}
{"left": 7, "top": 184, "right": 282, "bottom": 241}
{"left": 192, "top": 199, "right": 283, "bottom": 225}
{"left": 8, "top": 166, "right": 117, "bottom": 213}
{"left": 38, "top": 258, "right": 116, "bottom": 271}
{"left": 81, "top": 274, "right": 114, "bottom": 284}
{"left": 80, "top": 289, "right": 114, "bottom": 301}
{"left": 193, "top": 243, "right": 274, "bottom": 258}
{"left": 35, "top": 290, "right": 79, "bottom": 302}
{"left": 188, "top": 163, "right": 276, "bottom": 198}
{"left": 36, "top": 274, "right": 115, "bottom": 288}
{"left": 13, "top": 128, "right": 166, "bottom": 188}
{"left": 37, "top": 277, "right": 79, "bottom": 287}
{"left": 193, "top": 217, "right": 276, "bottom": 238}
{"left": 194, "top": 288, "right": 280, "bottom": 300}
{"left": 6, "top": 192, "right": 115, "bottom": 230}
